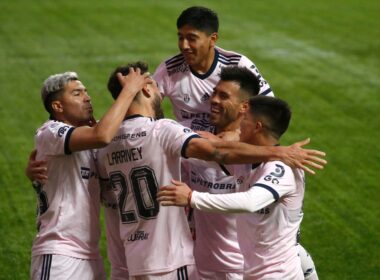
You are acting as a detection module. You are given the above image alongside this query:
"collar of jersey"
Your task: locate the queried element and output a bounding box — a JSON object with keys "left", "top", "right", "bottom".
{"left": 124, "top": 114, "right": 145, "bottom": 120}
{"left": 189, "top": 48, "right": 219, "bottom": 80}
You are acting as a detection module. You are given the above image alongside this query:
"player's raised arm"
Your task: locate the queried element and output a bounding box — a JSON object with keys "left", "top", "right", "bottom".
{"left": 184, "top": 137, "right": 326, "bottom": 175}
{"left": 68, "top": 69, "right": 151, "bottom": 152}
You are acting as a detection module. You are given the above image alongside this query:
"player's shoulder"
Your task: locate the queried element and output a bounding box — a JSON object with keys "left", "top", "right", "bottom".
{"left": 259, "top": 160, "right": 300, "bottom": 180}
{"left": 216, "top": 46, "right": 246, "bottom": 66}
{"left": 36, "top": 120, "right": 73, "bottom": 138}
{"left": 154, "top": 118, "right": 192, "bottom": 132}
{"left": 158, "top": 53, "right": 189, "bottom": 77}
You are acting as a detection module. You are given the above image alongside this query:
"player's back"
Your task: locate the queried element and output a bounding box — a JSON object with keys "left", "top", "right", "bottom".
{"left": 97, "top": 115, "right": 196, "bottom": 276}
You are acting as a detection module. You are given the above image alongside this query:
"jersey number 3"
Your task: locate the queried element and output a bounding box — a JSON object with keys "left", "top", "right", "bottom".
{"left": 109, "top": 166, "right": 159, "bottom": 224}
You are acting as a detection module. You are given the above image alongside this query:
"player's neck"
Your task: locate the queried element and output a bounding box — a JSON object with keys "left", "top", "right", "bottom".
{"left": 190, "top": 48, "right": 215, "bottom": 74}
{"left": 125, "top": 103, "right": 154, "bottom": 119}
{"left": 216, "top": 120, "right": 240, "bottom": 134}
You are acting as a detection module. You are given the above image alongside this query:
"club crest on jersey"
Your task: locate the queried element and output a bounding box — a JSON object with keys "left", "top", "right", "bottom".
{"left": 81, "top": 167, "right": 90, "bottom": 179}
{"left": 183, "top": 94, "right": 190, "bottom": 103}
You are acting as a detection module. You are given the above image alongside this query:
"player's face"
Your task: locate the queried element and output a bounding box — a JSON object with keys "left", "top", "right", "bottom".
{"left": 177, "top": 25, "right": 217, "bottom": 70}
{"left": 210, "top": 80, "right": 245, "bottom": 130}
{"left": 148, "top": 79, "right": 164, "bottom": 119}
{"left": 58, "top": 80, "right": 93, "bottom": 126}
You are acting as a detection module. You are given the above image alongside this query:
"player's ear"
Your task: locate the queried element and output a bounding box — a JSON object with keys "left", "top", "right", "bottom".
{"left": 141, "top": 85, "right": 152, "bottom": 98}
{"left": 240, "top": 100, "right": 249, "bottom": 113}
{"left": 210, "top": 32, "right": 218, "bottom": 47}
{"left": 51, "top": 100, "right": 63, "bottom": 113}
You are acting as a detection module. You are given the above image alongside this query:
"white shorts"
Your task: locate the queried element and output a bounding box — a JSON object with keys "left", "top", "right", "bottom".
{"left": 198, "top": 269, "right": 243, "bottom": 280}
{"left": 30, "top": 254, "right": 106, "bottom": 280}
{"left": 130, "top": 265, "right": 199, "bottom": 280}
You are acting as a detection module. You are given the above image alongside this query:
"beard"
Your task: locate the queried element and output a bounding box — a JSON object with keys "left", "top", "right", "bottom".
{"left": 152, "top": 95, "right": 164, "bottom": 120}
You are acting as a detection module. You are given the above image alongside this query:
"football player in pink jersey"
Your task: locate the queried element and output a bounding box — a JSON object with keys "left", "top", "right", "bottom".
{"left": 153, "top": 6, "right": 319, "bottom": 279}
{"left": 153, "top": 6, "right": 273, "bottom": 133}
{"left": 97, "top": 62, "right": 325, "bottom": 280}
{"left": 28, "top": 69, "right": 150, "bottom": 280}
{"left": 158, "top": 95, "right": 323, "bottom": 279}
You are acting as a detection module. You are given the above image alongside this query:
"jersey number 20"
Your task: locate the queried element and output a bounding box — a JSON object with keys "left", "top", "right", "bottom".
{"left": 109, "top": 166, "right": 159, "bottom": 224}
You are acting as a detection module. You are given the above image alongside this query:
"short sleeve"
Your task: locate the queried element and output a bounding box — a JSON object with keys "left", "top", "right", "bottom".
{"left": 153, "top": 119, "right": 200, "bottom": 158}
{"left": 238, "top": 55, "right": 274, "bottom": 97}
{"left": 35, "top": 121, "right": 75, "bottom": 157}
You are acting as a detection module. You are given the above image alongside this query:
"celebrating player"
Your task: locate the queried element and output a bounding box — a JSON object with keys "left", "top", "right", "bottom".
{"left": 96, "top": 61, "right": 326, "bottom": 279}
{"left": 153, "top": 6, "right": 273, "bottom": 132}
{"left": 28, "top": 69, "right": 150, "bottom": 280}
{"left": 158, "top": 95, "right": 316, "bottom": 279}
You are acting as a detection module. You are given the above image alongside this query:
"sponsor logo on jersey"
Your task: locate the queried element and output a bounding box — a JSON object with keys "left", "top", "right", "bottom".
{"left": 180, "top": 109, "right": 210, "bottom": 120}
{"left": 81, "top": 167, "right": 90, "bottom": 179}
{"left": 201, "top": 92, "right": 210, "bottom": 102}
{"left": 112, "top": 131, "right": 147, "bottom": 142}
{"left": 127, "top": 230, "right": 149, "bottom": 242}
{"left": 190, "top": 172, "right": 236, "bottom": 190}
{"left": 190, "top": 118, "right": 213, "bottom": 132}
{"left": 183, "top": 94, "right": 190, "bottom": 103}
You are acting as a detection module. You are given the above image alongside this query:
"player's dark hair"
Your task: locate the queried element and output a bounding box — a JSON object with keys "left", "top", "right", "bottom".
{"left": 107, "top": 61, "right": 149, "bottom": 100}
{"left": 177, "top": 6, "right": 219, "bottom": 34}
{"left": 220, "top": 66, "right": 260, "bottom": 99}
{"left": 248, "top": 96, "right": 291, "bottom": 139}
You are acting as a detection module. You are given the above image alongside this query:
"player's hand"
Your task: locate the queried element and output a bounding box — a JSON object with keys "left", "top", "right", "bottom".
{"left": 197, "top": 131, "right": 221, "bottom": 142}
{"left": 217, "top": 129, "right": 240, "bottom": 142}
{"left": 157, "top": 179, "right": 192, "bottom": 207}
{"left": 281, "top": 138, "right": 327, "bottom": 175}
{"left": 25, "top": 150, "right": 48, "bottom": 184}
{"left": 117, "top": 67, "right": 152, "bottom": 96}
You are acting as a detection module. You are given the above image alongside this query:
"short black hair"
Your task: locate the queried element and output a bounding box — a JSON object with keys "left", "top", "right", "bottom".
{"left": 248, "top": 96, "right": 291, "bottom": 139}
{"left": 107, "top": 61, "right": 149, "bottom": 100}
{"left": 220, "top": 66, "right": 260, "bottom": 99}
{"left": 177, "top": 6, "right": 219, "bottom": 34}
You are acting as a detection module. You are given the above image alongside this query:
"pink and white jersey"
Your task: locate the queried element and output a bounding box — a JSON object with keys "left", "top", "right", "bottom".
{"left": 98, "top": 177, "right": 129, "bottom": 279}
{"left": 32, "top": 120, "right": 101, "bottom": 260}
{"left": 185, "top": 159, "right": 244, "bottom": 273}
{"left": 190, "top": 161, "right": 305, "bottom": 280}
{"left": 153, "top": 46, "right": 274, "bottom": 132}
{"left": 96, "top": 115, "right": 198, "bottom": 276}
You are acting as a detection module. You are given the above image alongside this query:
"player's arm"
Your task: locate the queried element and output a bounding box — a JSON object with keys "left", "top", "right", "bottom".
{"left": 157, "top": 179, "right": 276, "bottom": 213}
{"left": 184, "top": 137, "right": 326, "bottom": 175}
{"left": 68, "top": 68, "right": 152, "bottom": 152}
{"left": 25, "top": 150, "right": 47, "bottom": 184}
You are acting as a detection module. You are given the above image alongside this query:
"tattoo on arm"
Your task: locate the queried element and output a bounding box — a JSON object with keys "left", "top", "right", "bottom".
{"left": 211, "top": 148, "right": 228, "bottom": 164}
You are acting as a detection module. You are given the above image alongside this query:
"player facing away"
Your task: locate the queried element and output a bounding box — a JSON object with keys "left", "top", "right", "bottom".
{"left": 29, "top": 69, "right": 150, "bottom": 280}
{"left": 158, "top": 96, "right": 321, "bottom": 279}
{"left": 96, "top": 62, "right": 326, "bottom": 279}
{"left": 153, "top": 6, "right": 273, "bottom": 132}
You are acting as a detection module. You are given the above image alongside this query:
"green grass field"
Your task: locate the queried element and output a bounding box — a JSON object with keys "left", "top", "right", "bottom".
{"left": 0, "top": 0, "right": 379, "bottom": 279}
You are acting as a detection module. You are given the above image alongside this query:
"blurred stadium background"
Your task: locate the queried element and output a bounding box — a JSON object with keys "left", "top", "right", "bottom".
{"left": 0, "top": 0, "right": 379, "bottom": 279}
